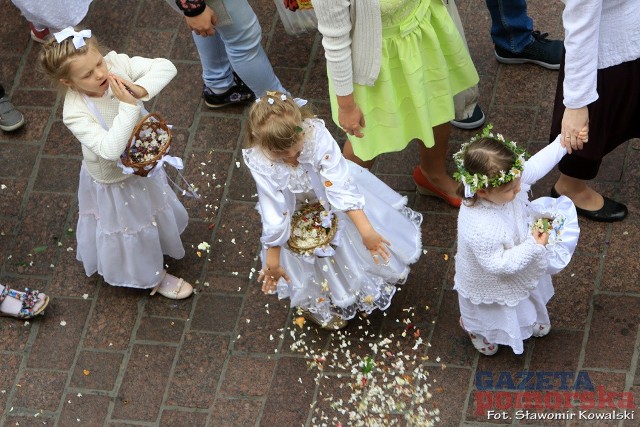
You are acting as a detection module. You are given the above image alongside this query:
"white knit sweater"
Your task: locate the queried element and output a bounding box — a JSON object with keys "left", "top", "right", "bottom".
{"left": 313, "top": 0, "right": 382, "bottom": 96}
{"left": 63, "top": 51, "right": 177, "bottom": 183}
{"left": 562, "top": 0, "right": 640, "bottom": 109}
{"left": 454, "top": 136, "right": 567, "bottom": 306}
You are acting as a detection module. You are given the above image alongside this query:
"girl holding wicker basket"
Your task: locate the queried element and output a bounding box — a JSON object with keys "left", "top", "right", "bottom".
{"left": 38, "top": 27, "right": 193, "bottom": 300}
{"left": 243, "top": 92, "right": 423, "bottom": 330}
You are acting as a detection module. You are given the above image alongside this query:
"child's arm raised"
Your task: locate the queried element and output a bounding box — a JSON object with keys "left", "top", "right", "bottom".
{"left": 346, "top": 210, "right": 391, "bottom": 264}
{"left": 520, "top": 135, "right": 567, "bottom": 185}
{"left": 109, "top": 52, "right": 177, "bottom": 101}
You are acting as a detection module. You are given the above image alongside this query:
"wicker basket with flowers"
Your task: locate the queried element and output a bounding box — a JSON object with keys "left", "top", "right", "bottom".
{"left": 288, "top": 202, "right": 338, "bottom": 256}
{"left": 120, "top": 112, "right": 172, "bottom": 177}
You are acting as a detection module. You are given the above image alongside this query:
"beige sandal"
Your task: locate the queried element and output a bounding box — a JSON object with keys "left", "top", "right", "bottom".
{"left": 300, "top": 309, "right": 348, "bottom": 331}
{"left": 0, "top": 285, "right": 49, "bottom": 319}
{"left": 150, "top": 272, "right": 193, "bottom": 300}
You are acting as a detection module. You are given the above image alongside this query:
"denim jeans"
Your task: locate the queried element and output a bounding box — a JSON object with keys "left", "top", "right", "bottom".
{"left": 485, "top": 0, "right": 533, "bottom": 53}
{"left": 191, "top": 0, "right": 286, "bottom": 96}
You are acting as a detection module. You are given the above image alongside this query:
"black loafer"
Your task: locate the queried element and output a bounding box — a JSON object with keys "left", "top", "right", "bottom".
{"left": 550, "top": 186, "right": 628, "bottom": 222}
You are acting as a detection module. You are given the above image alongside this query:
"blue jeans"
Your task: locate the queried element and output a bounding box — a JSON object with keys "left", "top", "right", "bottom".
{"left": 485, "top": 0, "right": 533, "bottom": 53}
{"left": 191, "top": 0, "right": 286, "bottom": 96}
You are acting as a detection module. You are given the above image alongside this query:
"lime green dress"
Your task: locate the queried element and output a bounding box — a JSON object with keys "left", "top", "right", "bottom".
{"left": 328, "top": 0, "right": 479, "bottom": 161}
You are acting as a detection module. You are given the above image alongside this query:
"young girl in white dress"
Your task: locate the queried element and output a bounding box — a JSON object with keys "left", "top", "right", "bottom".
{"left": 454, "top": 127, "right": 580, "bottom": 355}
{"left": 243, "top": 92, "right": 423, "bottom": 329}
{"left": 38, "top": 27, "right": 193, "bottom": 299}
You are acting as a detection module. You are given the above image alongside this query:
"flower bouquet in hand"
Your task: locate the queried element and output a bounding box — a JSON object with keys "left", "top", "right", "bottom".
{"left": 120, "top": 112, "right": 171, "bottom": 177}
{"left": 529, "top": 196, "right": 580, "bottom": 275}
{"left": 288, "top": 202, "right": 338, "bottom": 256}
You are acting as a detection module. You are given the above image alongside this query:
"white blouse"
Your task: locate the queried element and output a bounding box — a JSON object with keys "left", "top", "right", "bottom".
{"left": 242, "top": 118, "right": 365, "bottom": 248}
{"left": 562, "top": 0, "right": 640, "bottom": 109}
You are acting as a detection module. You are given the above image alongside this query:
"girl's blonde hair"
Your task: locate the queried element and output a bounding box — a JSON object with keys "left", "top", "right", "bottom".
{"left": 456, "top": 136, "right": 518, "bottom": 205}
{"left": 37, "top": 29, "right": 106, "bottom": 89}
{"left": 245, "top": 91, "right": 315, "bottom": 151}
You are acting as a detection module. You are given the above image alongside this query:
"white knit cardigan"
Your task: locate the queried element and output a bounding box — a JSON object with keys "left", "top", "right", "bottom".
{"left": 313, "top": 0, "right": 382, "bottom": 96}
{"left": 63, "top": 51, "right": 177, "bottom": 184}
{"left": 454, "top": 137, "right": 567, "bottom": 306}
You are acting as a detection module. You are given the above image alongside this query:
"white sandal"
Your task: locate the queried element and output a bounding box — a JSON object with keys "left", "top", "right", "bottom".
{"left": 532, "top": 322, "right": 551, "bottom": 337}
{"left": 150, "top": 272, "right": 193, "bottom": 300}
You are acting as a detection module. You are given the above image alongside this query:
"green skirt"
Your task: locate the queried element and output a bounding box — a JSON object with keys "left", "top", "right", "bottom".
{"left": 329, "top": 0, "right": 479, "bottom": 161}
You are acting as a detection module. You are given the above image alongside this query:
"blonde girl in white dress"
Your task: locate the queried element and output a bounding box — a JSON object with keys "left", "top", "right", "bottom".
{"left": 243, "top": 92, "right": 423, "bottom": 330}
{"left": 38, "top": 28, "right": 193, "bottom": 299}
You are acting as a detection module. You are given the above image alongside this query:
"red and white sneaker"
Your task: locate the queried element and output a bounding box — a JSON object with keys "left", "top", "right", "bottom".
{"left": 29, "top": 22, "right": 51, "bottom": 44}
{"left": 460, "top": 317, "right": 499, "bottom": 356}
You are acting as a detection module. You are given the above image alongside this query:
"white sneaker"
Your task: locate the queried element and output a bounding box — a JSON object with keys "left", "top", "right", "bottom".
{"left": 532, "top": 323, "right": 551, "bottom": 337}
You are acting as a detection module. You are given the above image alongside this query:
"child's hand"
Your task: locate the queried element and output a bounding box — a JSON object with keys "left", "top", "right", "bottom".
{"left": 258, "top": 265, "right": 290, "bottom": 294}
{"left": 109, "top": 74, "right": 147, "bottom": 99}
{"left": 532, "top": 229, "right": 550, "bottom": 246}
{"left": 577, "top": 125, "right": 589, "bottom": 143}
{"left": 108, "top": 75, "right": 138, "bottom": 105}
{"left": 362, "top": 230, "right": 391, "bottom": 265}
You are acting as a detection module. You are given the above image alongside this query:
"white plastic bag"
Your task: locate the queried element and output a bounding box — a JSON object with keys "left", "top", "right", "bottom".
{"left": 274, "top": 0, "right": 317, "bottom": 36}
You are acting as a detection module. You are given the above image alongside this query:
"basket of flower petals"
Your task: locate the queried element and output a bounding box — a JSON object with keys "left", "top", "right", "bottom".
{"left": 121, "top": 113, "right": 172, "bottom": 177}
{"left": 288, "top": 202, "right": 338, "bottom": 256}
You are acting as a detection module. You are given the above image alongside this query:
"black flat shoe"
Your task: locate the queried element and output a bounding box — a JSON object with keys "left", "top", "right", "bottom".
{"left": 550, "top": 186, "right": 628, "bottom": 222}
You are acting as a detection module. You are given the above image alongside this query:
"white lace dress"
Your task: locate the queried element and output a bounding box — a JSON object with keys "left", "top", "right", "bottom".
{"left": 243, "top": 118, "right": 423, "bottom": 323}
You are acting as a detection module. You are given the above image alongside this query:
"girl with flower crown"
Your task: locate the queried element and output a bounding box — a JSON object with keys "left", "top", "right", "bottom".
{"left": 243, "top": 92, "right": 422, "bottom": 330}
{"left": 38, "top": 28, "right": 193, "bottom": 300}
{"left": 453, "top": 127, "right": 580, "bottom": 355}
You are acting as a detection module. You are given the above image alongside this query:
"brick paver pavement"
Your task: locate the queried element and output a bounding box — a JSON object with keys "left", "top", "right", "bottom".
{"left": 1, "top": 0, "right": 639, "bottom": 425}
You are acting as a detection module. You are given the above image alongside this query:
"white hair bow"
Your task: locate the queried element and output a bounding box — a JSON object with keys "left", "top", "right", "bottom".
{"left": 54, "top": 27, "right": 92, "bottom": 49}
{"left": 461, "top": 176, "right": 475, "bottom": 198}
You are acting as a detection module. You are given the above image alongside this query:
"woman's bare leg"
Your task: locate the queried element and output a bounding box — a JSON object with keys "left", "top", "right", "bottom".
{"left": 554, "top": 173, "right": 604, "bottom": 211}
{"left": 343, "top": 138, "right": 375, "bottom": 170}
{"left": 417, "top": 122, "right": 458, "bottom": 197}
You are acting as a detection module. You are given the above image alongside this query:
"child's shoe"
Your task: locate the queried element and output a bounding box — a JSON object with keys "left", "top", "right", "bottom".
{"left": 150, "top": 272, "right": 193, "bottom": 300}
{"left": 0, "top": 96, "right": 25, "bottom": 132}
{"left": 0, "top": 285, "right": 49, "bottom": 319}
{"left": 532, "top": 322, "right": 551, "bottom": 337}
{"left": 29, "top": 22, "right": 51, "bottom": 44}
{"left": 460, "top": 317, "right": 498, "bottom": 356}
{"left": 300, "top": 309, "right": 348, "bottom": 330}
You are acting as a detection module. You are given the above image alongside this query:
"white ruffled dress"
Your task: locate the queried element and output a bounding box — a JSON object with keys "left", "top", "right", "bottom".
{"left": 243, "top": 118, "right": 423, "bottom": 323}
{"left": 455, "top": 136, "right": 579, "bottom": 354}
{"left": 63, "top": 53, "right": 188, "bottom": 290}
{"left": 76, "top": 166, "right": 188, "bottom": 289}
